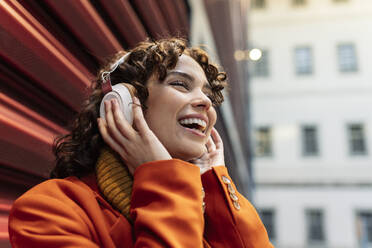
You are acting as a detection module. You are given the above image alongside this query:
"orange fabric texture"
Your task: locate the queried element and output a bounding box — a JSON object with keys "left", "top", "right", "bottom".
{"left": 8, "top": 159, "right": 273, "bottom": 248}
{"left": 203, "top": 166, "right": 274, "bottom": 248}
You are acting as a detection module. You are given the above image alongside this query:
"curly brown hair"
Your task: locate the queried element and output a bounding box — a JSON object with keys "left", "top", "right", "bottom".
{"left": 50, "top": 38, "right": 227, "bottom": 179}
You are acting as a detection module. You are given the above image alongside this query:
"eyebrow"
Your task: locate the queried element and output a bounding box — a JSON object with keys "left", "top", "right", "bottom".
{"left": 167, "top": 70, "right": 211, "bottom": 90}
{"left": 167, "top": 71, "right": 194, "bottom": 81}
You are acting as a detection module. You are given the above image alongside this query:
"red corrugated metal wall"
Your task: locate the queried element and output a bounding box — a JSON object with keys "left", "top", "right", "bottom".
{"left": 0, "top": 0, "right": 189, "bottom": 246}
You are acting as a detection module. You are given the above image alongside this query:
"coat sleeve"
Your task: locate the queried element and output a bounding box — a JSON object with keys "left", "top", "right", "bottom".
{"left": 130, "top": 159, "right": 205, "bottom": 248}
{"left": 8, "top": 193, "right": 100, "bottom": 248}
{"left": 201, "top": 166, "right": 274, "bottom": 248}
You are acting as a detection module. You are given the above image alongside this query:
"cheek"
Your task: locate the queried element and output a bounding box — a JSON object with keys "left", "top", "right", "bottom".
{"left": 209, "top": 108, "right": 217, "bottom": 127}
{"left": 144, "top": 101, "right": 176, "bottom": 133}
{"left": 143, "top": 103, "right": 162, "bottom": 131}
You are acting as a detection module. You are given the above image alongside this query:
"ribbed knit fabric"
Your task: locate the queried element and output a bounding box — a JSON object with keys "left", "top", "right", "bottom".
{"left": 95, "top": 147, "right": 133, "bottom": 221}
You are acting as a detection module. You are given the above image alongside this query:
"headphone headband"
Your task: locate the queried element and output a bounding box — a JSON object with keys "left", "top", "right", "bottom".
{"left": 101, "top": 52, "right": 131, "bottom": 94}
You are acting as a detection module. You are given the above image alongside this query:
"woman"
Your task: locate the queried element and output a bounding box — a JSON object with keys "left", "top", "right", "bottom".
{"left": 8, "top": 38, "right": 273, "bottom": 248}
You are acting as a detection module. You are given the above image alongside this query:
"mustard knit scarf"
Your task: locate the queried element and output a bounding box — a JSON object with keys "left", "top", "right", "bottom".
{"left": 95, "top": 147, "right": 133, "bottom": 221}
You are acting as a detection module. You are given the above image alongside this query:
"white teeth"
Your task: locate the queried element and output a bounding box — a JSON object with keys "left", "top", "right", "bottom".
{"left": 179, "top": 118, "right": 207, "bottom": 130}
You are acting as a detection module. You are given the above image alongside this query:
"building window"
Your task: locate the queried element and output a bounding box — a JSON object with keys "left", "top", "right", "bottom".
{"left": 338, "top": 43, "right": 358, "bottom": 72}
{"left": 306, "top": 209, "right": 326, "bottom": 245}
{"left": 252, "top": 0, "right": 266, "bottom": 9}
{"left": 255, "top": 127, "right": 272, "bottom": 157}
{"left": 294, "top": 46, "right": 313, "bottom": 75}
{"left": 293, "top": 0, "right": 306, "bottom": 6}
{"left": 259, "top": 209, "right": 276, "bottom": 241}
{"left": 348, "top": 124, "right": 367, "bottom": 155}
{"left": 357, "top": 212, "right": 372, "bottom": 246}
{"left": 251, "top": 50, "right": 269, "bottom": 77}
{"left": 302, "top": 125, "right": 319, "bottom": 156}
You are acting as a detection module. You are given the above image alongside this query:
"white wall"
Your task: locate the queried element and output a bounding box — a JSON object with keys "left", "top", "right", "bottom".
{"left": 250, "top": 0, "right": 372, "bottom": 183}
{"left": 256, "top": 187, "right": 372, "bottom": 248}
{"left": 249, "top": 0, "right": 372, "bottom": 247}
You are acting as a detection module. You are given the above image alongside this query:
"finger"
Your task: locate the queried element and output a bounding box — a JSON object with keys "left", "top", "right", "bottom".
{"left": 132, "top": 97, "right": 150, "bottom": 134}
{"left": 211, "top": 128, "right": 223, "bottom": 150}
{"left": 98, "top": 118, "right": 127, "bottom": 159}
{"left": 105, "top": 100, "right": 129, "bottom": 145}
{"left": 112, "top": 98, "right": 135, "bottom": 140}
{"left": 205, "top": 135, "right": 215, "bottom": 153}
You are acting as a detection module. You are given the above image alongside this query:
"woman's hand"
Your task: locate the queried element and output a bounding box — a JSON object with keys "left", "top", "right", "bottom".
{"left": 189, "top": 128, "right": 225, "bottom": 174}
{"left": 98, "top": 98, "right": 172, "bottom": 175}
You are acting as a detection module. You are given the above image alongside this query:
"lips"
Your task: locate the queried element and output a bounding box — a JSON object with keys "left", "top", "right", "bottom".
{"left": 178, "top": 114, "right": 209, "bottom": 133}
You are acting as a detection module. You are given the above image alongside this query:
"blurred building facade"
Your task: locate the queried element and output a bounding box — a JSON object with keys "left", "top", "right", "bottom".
{"left": 250, "top": 0, "right": 372, "bottom": 247}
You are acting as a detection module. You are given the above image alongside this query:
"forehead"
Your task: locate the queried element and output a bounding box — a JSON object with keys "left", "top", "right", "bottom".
{"left": 171, "top": 54, "right": 207, "bottom": 81}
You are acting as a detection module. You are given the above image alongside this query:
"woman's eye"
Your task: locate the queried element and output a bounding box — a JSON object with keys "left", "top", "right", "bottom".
{"left": 170, "top": 81, "right": 189, "bottom": 90}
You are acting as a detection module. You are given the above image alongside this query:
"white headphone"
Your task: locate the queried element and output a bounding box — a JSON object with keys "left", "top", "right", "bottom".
{"left": 99, "top": 53, "right": 134, "bottom": 125}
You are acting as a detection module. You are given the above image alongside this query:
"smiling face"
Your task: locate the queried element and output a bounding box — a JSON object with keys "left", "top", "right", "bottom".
{"left": 144, "top": 54, "right": 217, "bottom": 161}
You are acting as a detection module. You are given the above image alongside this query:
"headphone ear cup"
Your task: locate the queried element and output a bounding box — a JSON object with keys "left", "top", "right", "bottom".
{"left": 100, "top": 84, "right": 134, "bottom": 125}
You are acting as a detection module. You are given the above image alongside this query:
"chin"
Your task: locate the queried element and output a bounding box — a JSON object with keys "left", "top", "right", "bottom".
{"left": 171, "top": 145, "right": 206, "bottom": 161}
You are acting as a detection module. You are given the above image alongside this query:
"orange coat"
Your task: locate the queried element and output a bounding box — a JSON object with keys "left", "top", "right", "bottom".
{"left": 9, "top": 159, "right": 273, "bottom": 248}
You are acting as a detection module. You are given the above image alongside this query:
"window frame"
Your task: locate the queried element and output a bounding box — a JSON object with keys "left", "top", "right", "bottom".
{"left": 254, "top": 126, "right": 273, "bottom": 157}
{"left": 305, "top": 208, "right": 326, "bottom": 245}
{"left": 337, "top": 43, "right": 358, "bottom": 73}
{"left": 258, "top": 208, "right": 276, "bottom": 242}
{"left": 294, "top": 46, "right": 313, "bottom": 76}
{"left": 251, "top": 49, "right": 269, "bottom": 78}
{"left": 356, "top": 210, "right": 372, "bottom": 246}
{"left": 252, "top": 0, "right": 266, "bottom": 9}
{"left": 301, "top": 125, "right": 319, "bottom": 157}
{"left": 347, "top": 123, "right": 368, "bottom": 156}
{"left": 292, "top": 0, "right": 306, "bottom": 6}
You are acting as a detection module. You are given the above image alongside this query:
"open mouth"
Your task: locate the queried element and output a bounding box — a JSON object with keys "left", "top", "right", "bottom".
{"left": 178, "top": 118, "right": 207, "bottom": 134}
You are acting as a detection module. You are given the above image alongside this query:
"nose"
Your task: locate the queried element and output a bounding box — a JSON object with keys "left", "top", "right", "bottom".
{"left": 191, "top": 89, "right": 212, "bottom": 111}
